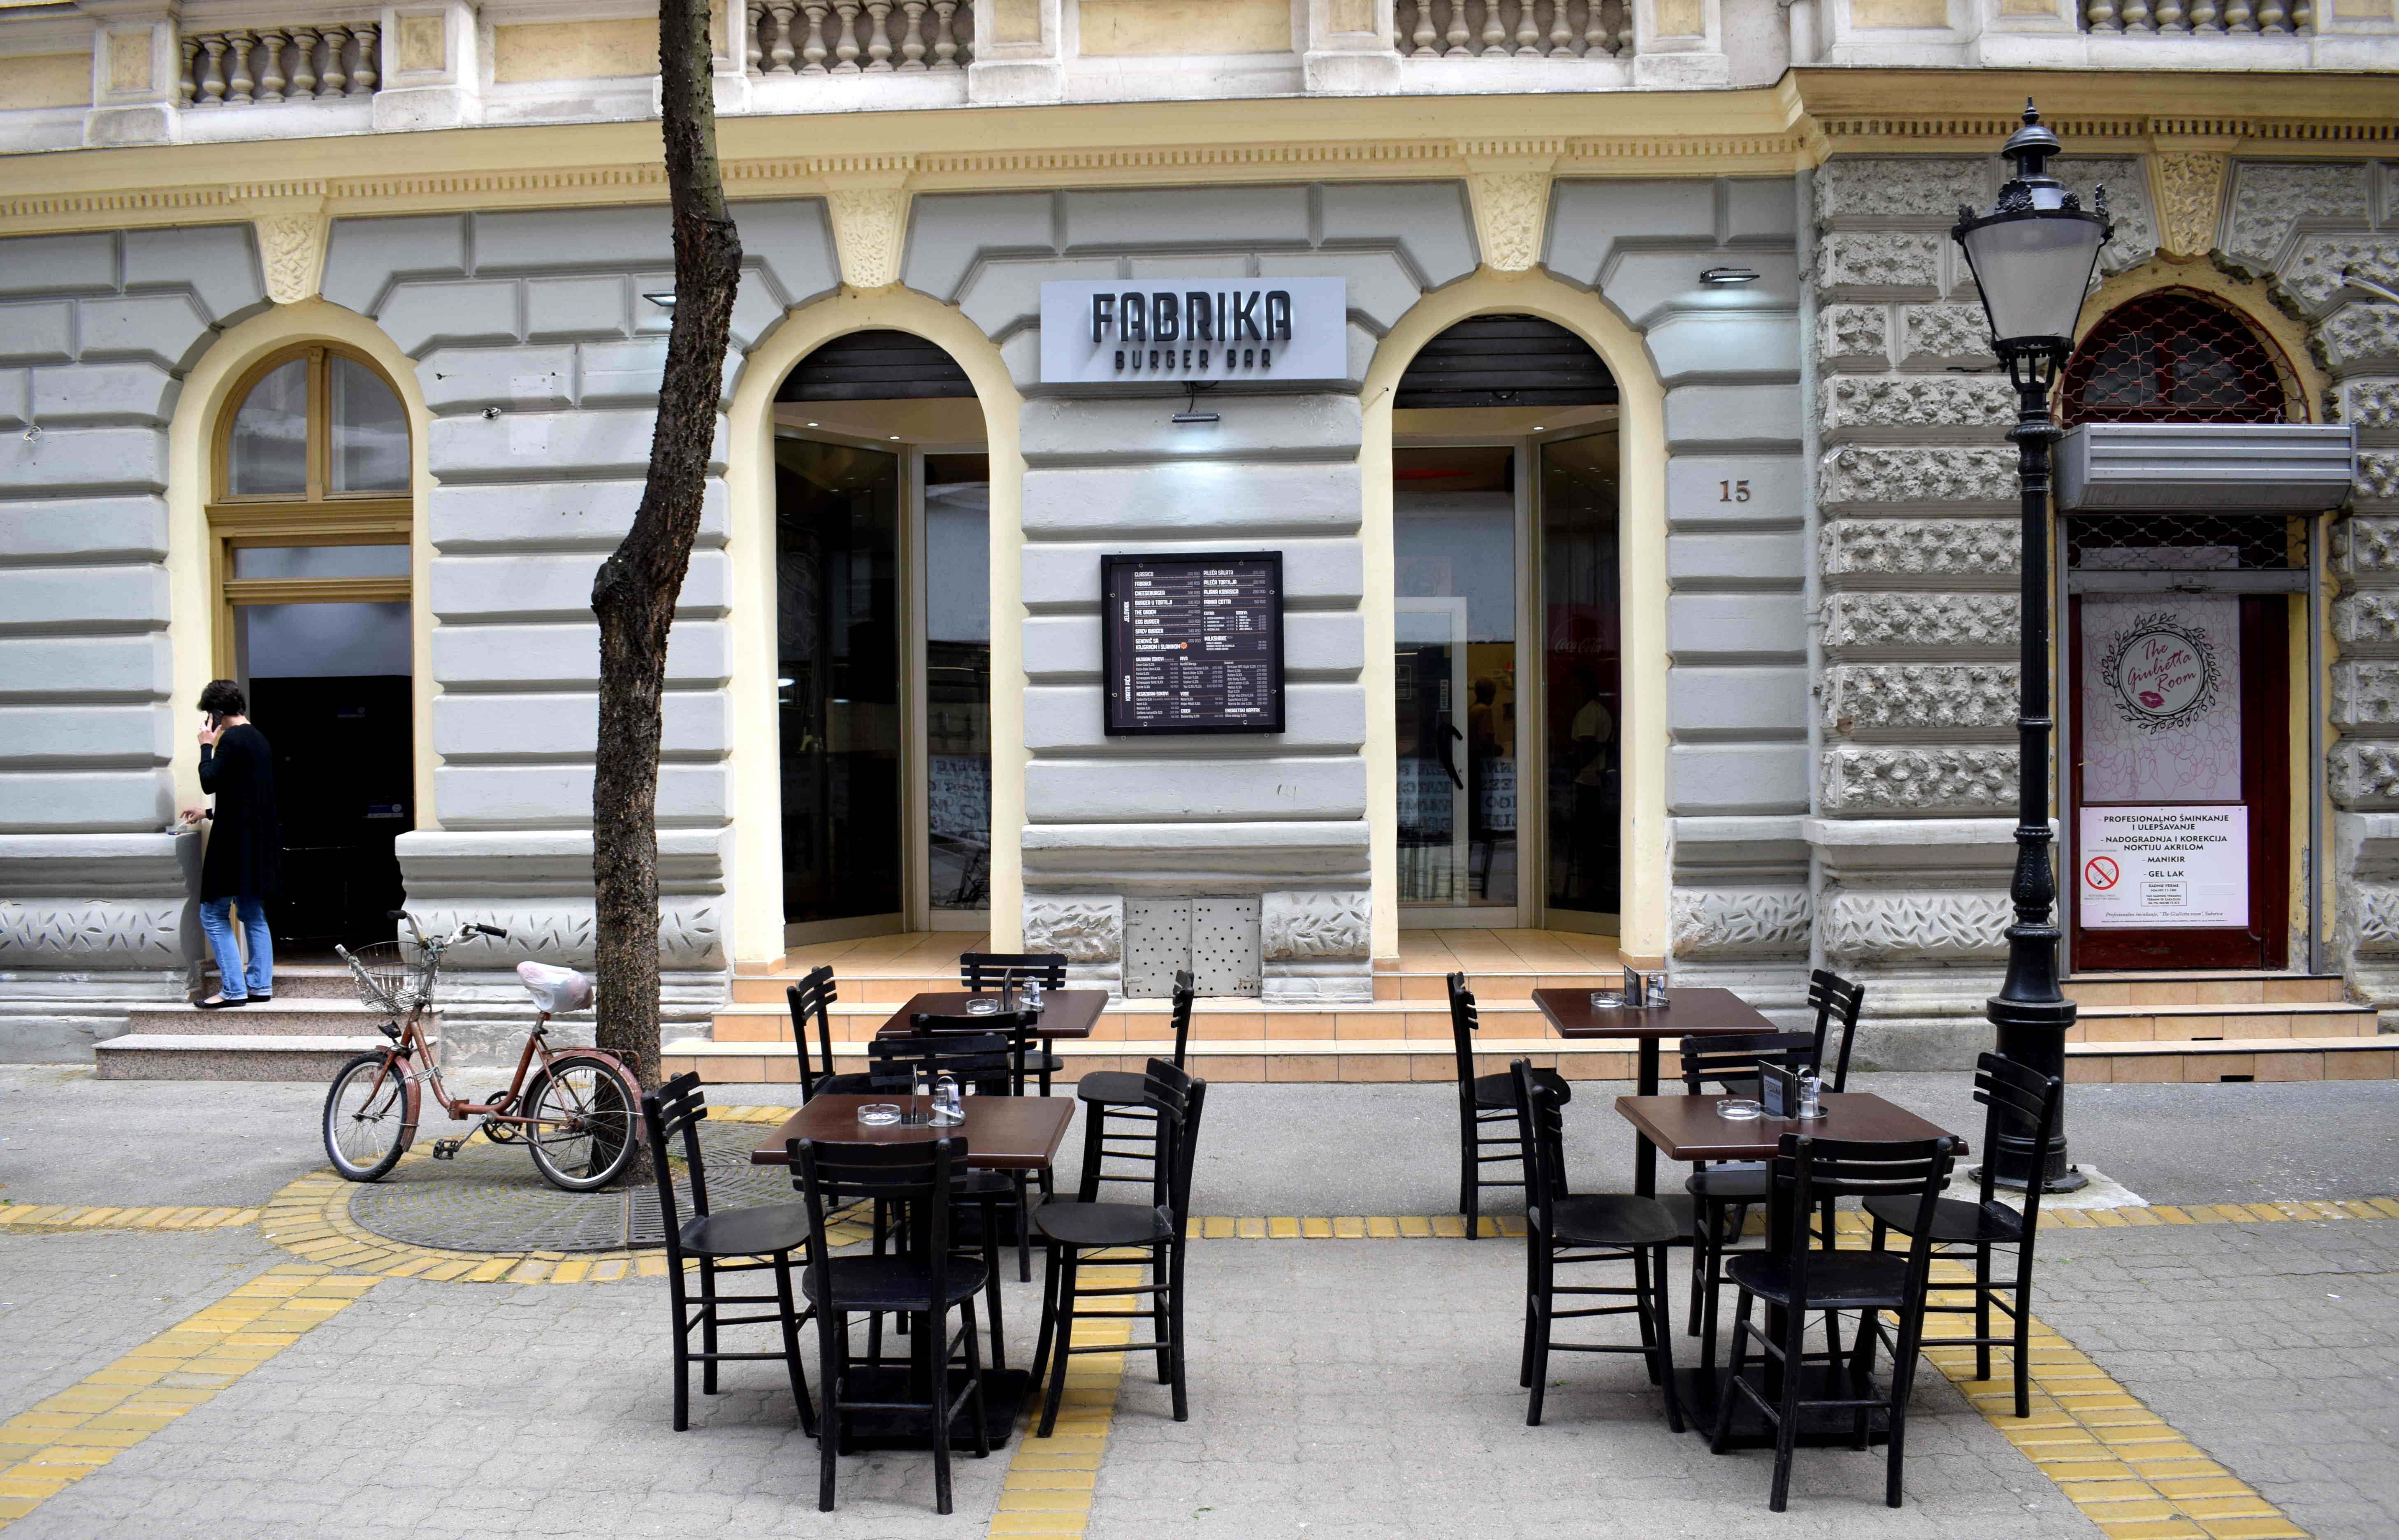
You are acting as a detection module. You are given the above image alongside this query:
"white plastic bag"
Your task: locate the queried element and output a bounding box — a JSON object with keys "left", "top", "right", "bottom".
{"left": 516, "top": 960, "right": 593, "bottom": 1015}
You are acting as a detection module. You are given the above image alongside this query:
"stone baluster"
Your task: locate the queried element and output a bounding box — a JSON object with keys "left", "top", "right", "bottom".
{"left": 2153, "top": 0, "right": 2183, "bottom": 26}
{"left": 257, "top": 29, "right": 288, "bottom": 101}
{"left": 197, "top": 35, "right": 227, "bottom": 104}
{"left": 1480, "top": 0, "right": 1509, "bottom": 52}
{"left": 2290, "top": 0, "right": 2312, "bottom": 27}
{"left": 1514, "top": 0, "right": 1541, "bottom": 51}
{"left": 864, "top": 0, "right": 893, "bottom": 68}
{"left": 931, "top": 0, "right": 961, "bottom": 66}
{"left": 2221, "top": 0, "right": 2253, "bottom": 28}
{"left": 319, "top": 24, "right": 348, "bottom": 96}
{"left": 832, "top": 0, "right": 862, "bottom": 70}
{"left": 226, "top": 32, "right": 255, "bottom": 104}
{"left": 2189, "top": 0, "right": 2219, "bottom": 25}
{"left": 350, "top": 23, "right": 377, "bottom": 93}
{"left": 1595, "top": 0, "right": 1625, "bottom": 54}
{"left": 800, "top": 2, "right": 831, "bottom": 69}
{"left": 897, "top": 0, "right": 928, "bottom": 67}
{"left": 1401, "top": 1, "right": 1431, "bottom": 53}
{"left": 1443, "top": 0, "right": 1472, "bottom": 53}
{"left": 2119, "top": 0, "right": 2150, "bottom": 28}
{"left": 2255, "top": 0, "right": 2285, "bottom": 27}
{"left": 2083, "top": 0, "right": 2117, "bottom": 26}
{"left": 1550, "top": 0, "right": 1576, "bottom": 53}
{"left": 179, "top": 36, "right": 199, "bottom": 104}
{"left": 289, "top": 27, "right": 319, "bottom": 99}
{"left": 771, "top": 2, "right": 801, "bottom": 70}
{"left": 744, "top": 1, "right": 763, "bottom": 71}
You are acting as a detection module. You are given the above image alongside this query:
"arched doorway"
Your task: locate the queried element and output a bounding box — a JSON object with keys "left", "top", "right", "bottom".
{"left": 771, "top": 329, "right": 991, "bottom": 942}
{"left": 1390, "top": 313, "right": 1620, "bottom": 928}
{"left": 2058, "top": 290, "right": 2307, "bottom": 973}
{"left": 206, "top": 342, "right": 416, "bottom": 951}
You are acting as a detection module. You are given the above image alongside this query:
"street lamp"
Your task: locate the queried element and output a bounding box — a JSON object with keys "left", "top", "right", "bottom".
{"left": 1950, "top": 102, "right": 2111, "bottom": 1191}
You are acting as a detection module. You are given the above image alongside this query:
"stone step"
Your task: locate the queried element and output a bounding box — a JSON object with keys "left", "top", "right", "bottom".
{"left": 194, "top": 964, "right": 365, "bottom": 1002}
{"left": 664, "top": 1035, "right": 1638, "bottom": 1086}
{"left": 93, "top": 1034, "right": 419, "bottom": 1082}
{"left": 724, "top": 963, "right": 1626, "bottom": 1006}
{"left": 123, "top": 999, "right": 414, "bottom": 1038}
{"left": 707, "top": 996, "right": 1540, "bottom": 1046}
{"left": 2066, "top": 1000, "right": 2381, "bottom": 1042}
{"left": 2063, "top": 971, "right": 2349, "bottom": 1008}
{"left": 2063, "top": 1036, "right": 2399, "bottom": 1084}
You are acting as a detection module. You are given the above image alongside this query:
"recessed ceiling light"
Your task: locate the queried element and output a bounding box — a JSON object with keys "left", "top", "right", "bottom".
{"left": 806, "top": 421, "right": 819, "bottom": 427}
{"left": 1700, "top": 266, "right": 1761, "bottom": 285}
{"left": 889, "top": 435, "right": 901, "bottom": 441}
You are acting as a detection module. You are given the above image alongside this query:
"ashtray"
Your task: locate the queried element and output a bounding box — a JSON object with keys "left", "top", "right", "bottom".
{"left": 1716, "top": 1098, "right": 1763, "bottom": 1121}
{"left": 1588, "top": 990, "right": 1624, "bottom": 1010}
{"left": 856, "top": 1104, "right": 902, "bottom": 1126}
{"left": 964, "top": 997, "right": 1002, "bottom": 1016}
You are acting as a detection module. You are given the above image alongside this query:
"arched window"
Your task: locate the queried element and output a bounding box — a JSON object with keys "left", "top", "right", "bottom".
{"left": 2061, "top": 291, "right": 2299, "bottom": 427}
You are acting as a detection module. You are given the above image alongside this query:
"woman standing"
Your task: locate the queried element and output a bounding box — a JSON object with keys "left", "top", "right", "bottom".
{"left": 180, "top": 679, "right": 282, "bottom": 1008}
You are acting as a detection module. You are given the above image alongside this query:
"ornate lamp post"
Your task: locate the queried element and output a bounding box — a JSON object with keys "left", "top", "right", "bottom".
{"left": 1950, "top": 102, "right": 2111, "bottom": 1190}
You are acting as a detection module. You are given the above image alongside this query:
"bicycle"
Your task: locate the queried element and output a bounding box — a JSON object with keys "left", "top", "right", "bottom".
{"left": 323, "top": 910, "right": 643, "bottom": 1192}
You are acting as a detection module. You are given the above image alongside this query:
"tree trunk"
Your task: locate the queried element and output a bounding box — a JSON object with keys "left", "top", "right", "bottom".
{"left": 590, "top": 0, "right": 740, "bottom": 1180}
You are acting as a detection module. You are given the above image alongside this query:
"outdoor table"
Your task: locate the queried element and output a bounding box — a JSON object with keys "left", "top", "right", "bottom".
{"left": 1612, "top": 1090, "right": 1971, "bottom": 1444}
{"left": 1531, "top": 986, "right": 1779, "bottom": 1197}
{"left": 871, "top": 988, "right": 1107, "bottom": 1041}
{"left": 749, "top": 1092, "right": 1073, "bottom": 1451}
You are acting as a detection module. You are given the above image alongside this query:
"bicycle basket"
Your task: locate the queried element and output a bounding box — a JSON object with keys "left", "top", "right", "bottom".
{"left": 336, "top": 941, "right": 425, "bottom": 1016}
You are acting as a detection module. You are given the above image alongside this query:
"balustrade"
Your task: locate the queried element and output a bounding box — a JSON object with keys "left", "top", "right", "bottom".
{"left": 1394, "top": 0, "right": 1631, "bottom": 58}
{"left": 2079, "top": 0, "right": 2309, "bottom": 31}
{"left": 180, "top": 23, "right": 379, "bottom": 106}
{"left": 743, "top": 0, "right": 974, "bottom": 75}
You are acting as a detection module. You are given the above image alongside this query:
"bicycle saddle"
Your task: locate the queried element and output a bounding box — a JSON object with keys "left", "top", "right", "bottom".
{"left": 516, "top": 960, "right": 592, "bottom": 1014}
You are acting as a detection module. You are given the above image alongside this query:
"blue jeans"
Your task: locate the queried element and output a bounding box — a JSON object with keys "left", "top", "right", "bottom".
{"left": 199, "top": 896, "right": 274, "bottom": 1000}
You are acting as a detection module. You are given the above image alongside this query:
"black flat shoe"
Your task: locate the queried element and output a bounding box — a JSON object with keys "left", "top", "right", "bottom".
{"left": 195, "top": 995, "right": 248, "bottom": 1009}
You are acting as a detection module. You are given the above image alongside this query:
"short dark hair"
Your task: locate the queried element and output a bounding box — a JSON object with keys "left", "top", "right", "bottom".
{"left": 198, "top": 680, "right": 246, "bottom": 717}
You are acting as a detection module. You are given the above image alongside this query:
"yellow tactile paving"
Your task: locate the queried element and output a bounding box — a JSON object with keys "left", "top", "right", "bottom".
{"left": 991, "top": 1261, "right": 1145, "bottom": 1540}
{"left": 0, "top": 1267, "right": 377, "bottom": 1531}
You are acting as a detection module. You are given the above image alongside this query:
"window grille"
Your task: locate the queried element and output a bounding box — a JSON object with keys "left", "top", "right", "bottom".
{"left": 2066, "top": 513, "right": 2309, "bottom": 572}
{"left": 2060, "top": 290, "right": 2300, "bottom": 428}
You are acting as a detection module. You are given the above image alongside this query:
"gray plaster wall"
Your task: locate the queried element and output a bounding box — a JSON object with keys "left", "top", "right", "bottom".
{"left": 1546, "top": 177, "right": 1809, "bottom": 1010}
{"left": 0, "top": 225, "right": 266, "bottom": 1056}
{"left": 906, "top": 182, "right": 1478, "bottom": 998}
{"left": 318, "top": 199, "right": 840, "bottom": 1052}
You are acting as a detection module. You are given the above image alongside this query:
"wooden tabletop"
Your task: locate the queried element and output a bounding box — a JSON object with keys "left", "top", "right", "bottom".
{"left": 748, "top": 1094, "right": 1075, "bottom": 1172}
{"left": 1533, "top": 986, "right": 1780, "bottom": 1042}
{"left": 1612, "top": 1091, "right": 1971, "bottom": 1163}
{"left": 872, "top": 989, "right": 1108, "bottom": 1041}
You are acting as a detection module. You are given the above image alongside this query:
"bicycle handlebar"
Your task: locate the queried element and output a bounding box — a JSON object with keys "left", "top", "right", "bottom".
{"left": 389, "top": 911, "right": 508, "bottom": 946}
{"left": 473, "top": 924, "right": 509, "bottom": 939}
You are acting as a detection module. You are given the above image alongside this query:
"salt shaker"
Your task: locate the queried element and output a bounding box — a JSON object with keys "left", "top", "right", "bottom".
{"left": 1023, "top": 976, "right": 1044, "bottom": 1012}
{"left": 1796, "top": 1070, "right": 1823, "bottom": 1120}
{"left": 932, "top": 1071, "right": 963, "bottom": 1125}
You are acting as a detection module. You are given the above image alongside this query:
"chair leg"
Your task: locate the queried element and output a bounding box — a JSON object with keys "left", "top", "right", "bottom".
{"left": 1151, "top": 1238, "right": 1173, "bottom": 1385}
{"left": 1631, "top": 1246, "right": 1661, "bottom": 1385}
{"left": 1699, "top": 1215, "right": 1729, "bottom": 1374}
{"left": 817, "top": 1307, "right": 843, "bottom": 1512}
{"left": 2012, "top": 1252, "right": 2035, "bottom": 1419}
{"left": 1974, "top": 1244, "right": 1993, "bottom": 1385}
{"left": 1650, "top": 1241, "right": 1684, "bottom": 1434}
{"left": 977, "top": 1195, "right": 1007, "bottom": 1372}
{"left": 1518, "top": 1224, "right": 1541, "bottom": 1388}
{"left": 1013, "top": 1174, "right": 1033, "bottom": 1283}
{"left": 667, "top": 1256, "right": 692, "bottom": 1431}
{"left": 961, "top": 1298, "right": 992, "bottom": 1459}
{"left": 1768, "top": 1303, "right": 1809, "bottom": 1513}
{"left": 1525, "top": 1243, "right": 1554, "bottom": 1427}
{"left": 1887, "top": 1306, "right": 1929, "bottom": 1509}
{"left": 1459, "top": 1115, "right": 1480, "bottom": 1239}
{"left": 773, "top": 1252, "right": 817, "bottom": 1437}
{"left": 1168, "top": 1236, "right": 1191, "bottom": 1422}
{"left": 1037, "top": 1250, "right": 1079, "bottom": 1438}
{"left": 930, "top": 1306, "right": 954, "bottom": 1516}
{"left": 1031, "top": 1241, "right": 1060, "bottom": 1397}
{"left": 1709, "top": 1289, "right": 1754, "bottom": 1455}
{"left": 699, "top": 1256, "right": 720, "bottom": 1395}
{"left": 1686, "top": 1199, "right": 1709, "bottom": 1335}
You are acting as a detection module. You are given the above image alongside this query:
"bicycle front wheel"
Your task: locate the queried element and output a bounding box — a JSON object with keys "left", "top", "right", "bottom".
{"left": 323, "top": 1053, "right": 414, "bottom": 1181}
{"left": 523, "top": 1055, "right": 640, "bottom": 1192}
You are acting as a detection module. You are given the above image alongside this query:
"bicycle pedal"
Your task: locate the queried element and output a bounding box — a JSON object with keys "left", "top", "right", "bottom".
{"left": 431, "top": 1139, "right": 462, "bottom": 1160}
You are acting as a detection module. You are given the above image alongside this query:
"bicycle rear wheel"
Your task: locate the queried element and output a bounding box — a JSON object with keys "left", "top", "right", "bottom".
{"left": 323, "top": 1052, "right": 413, "bottom": 1181}
{"left": 523, "top": 1054, "right": 640, "bottom": 1192}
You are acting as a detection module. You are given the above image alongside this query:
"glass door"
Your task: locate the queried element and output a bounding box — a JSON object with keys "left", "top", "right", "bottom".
{"left": 923, "top": 452, "right": 992, "bottom": 921}
{"left": 1538, "top": 430, "right": 1621, "bottom": 923}
{"left": 775, "top": 436, "right": 903, "bottom": 935}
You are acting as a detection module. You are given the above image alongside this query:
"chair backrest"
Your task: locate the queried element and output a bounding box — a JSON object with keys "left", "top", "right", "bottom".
{"left": 1143, "top": 1057, "right": 1209, "bottom": 1225}
{"left": 1167, "top": 968, "right": 1196, "bottom": 1068}
{"left": 868, "top": 1031, "right": 1015, "bottom": 1095}
{"left": 1972, "top": 1051, "right": 2065, "bottom": 1218}
{"left": 1677, "top": 1030, "right": 1819, "bottom": 1095}
{"left": 792, "top": 1134, "right": 963, "bottom": 1303}
{"left": 642, "top": 1071, "right": 710, "bottom": 1258}
{"left": 1508, "top": 1058, "right": 1570, "bottom": 1225}
{"left": 1806, "top": 968, "right": 1867, "bottom": 1092}
{"left": 911, "top": 1009, "right": 1033, "bottom": 1092}
{"left": 961, "top": 951, "right": 1067, "bottom": 993}
{"left": 1446, "top": 971, "right": 1480, "bottom": 1097}
{"left": 785, "top": 965, "right": 839, "bottom": 1098}
{"left": 1770, "top": 1133, "right": 1956, "bottom": 1308}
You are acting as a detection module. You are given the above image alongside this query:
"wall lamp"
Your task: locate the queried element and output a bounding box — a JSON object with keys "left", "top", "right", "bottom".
{"left": 1172, "top": 380, "right": 1219, "bottom": 425}
{"left": 642, "top": 292, "right": 677, "bottom": 310}
{"left": 1699, "top": 266, "right": 1761, "bottom": 286}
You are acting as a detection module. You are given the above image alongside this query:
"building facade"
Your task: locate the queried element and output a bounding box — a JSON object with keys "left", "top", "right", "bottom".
{"left": 2, "top": 0, "right": 2395, "bottom": 1075}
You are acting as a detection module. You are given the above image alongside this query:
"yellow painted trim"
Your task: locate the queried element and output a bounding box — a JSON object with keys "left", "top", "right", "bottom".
{"left": 723, "top": 288, "right": 1028, "bottom": 969}
{"left": 1362, "top": 269, "right": 1670, "bottom": 963}
{"left": 2077, "top": 260, "right": 2327, "bottom": 421}
{"left": 166, "top": 300, "right": 438, "bottom": 833}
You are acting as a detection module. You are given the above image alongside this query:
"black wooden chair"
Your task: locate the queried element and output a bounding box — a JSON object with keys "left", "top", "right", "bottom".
{"left": 791, "top": 1133, "right": 990, "bottom": 1514}
{"left": 1681, "top": 1030, "right": 1826, "bottom": 1365}
{"left": 1448, "top": 971, "right": 1568, "bottom": 1238}
{"left": 1865, "top": 1053, "right": 2064, "bottom": 1419}
{"left": 1803, "top": 968, "right": 1867, "bottom": 1093}
{"left": 1073, "top": 969, "right": 1195, "bottom": 1197}
{"left": 641, "top": 1072, "right": 815, "bottom": 1435}
{"left": 1710, "top": 1132, "right": 1957, "bottom": 1512}
{"left": 786, "top": 965, "right": 873, "bottom": 1098}
{"left": 865, "top": 1030, "right": 1028, "bottom": 1300}
{"left": 1508, "top": 1058, "right": 1682, "bottom": 1431}
{"left": 1030, "top": 1059, "right": 1207, "bottom": 1438}
{"left": 961, "top": 951, "right": 1070, "bottom": 1095}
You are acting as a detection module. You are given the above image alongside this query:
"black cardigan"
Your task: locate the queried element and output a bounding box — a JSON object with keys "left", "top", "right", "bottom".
{"left": 198, "top": 724, "right": 283, "bottom": 901}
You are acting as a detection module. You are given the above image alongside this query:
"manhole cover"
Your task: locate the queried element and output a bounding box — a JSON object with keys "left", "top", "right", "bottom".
{"left": 349, "top": 1122, "right": 800, "bottom": 1254}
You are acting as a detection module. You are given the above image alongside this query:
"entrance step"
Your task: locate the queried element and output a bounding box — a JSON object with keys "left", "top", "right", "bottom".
{"left": 94, "top": 1034, "right": 413, "bottom": 1081}
{"left": 121, "top": 998, "right": 409, "bottom": 1039}
{"left": 2064, "top": 971, "right": 2349, "bottom": 1008}
{"left": 2064, "top": 1037, "right": 2399, "bottom": 1084}
{"left": 194, "top": 964, "right": 361, "bottom": 1002}
{"left": 2067, "top": 1000, "right": 2380, "bottom": 1043}
{"left": 663, "top": 1034, "right": 1642, "bottom": 1085}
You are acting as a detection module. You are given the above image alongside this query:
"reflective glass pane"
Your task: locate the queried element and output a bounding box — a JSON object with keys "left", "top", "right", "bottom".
{"left": 1541, "top": 431, "right": 1620, "bottom": 918}
{"left": 1394, "top": 446, "right": 1516, "bottom": 909}
{"left": 231, "top": 544, "right": 411, "bottom": 580}
{"left": 926, "top": 455, "right": 992, "bottom": 911}
{"left": 227, "top": 359, "right": 308, "bottom": 494}
{"left": 234, "top": 601, "right": 411, "bottom": 679}
{"left": 329, "top": 356, "right": 409, "bottom": 492}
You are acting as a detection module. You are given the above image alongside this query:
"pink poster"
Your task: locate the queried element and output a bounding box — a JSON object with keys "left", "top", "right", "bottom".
{"left": 2078, "top": 597, "right": 2242, "bottom": 805}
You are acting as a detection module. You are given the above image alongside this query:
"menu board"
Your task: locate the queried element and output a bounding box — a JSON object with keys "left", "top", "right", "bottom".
{"left": 1100, "top": 552, "right": 1285, "bottom": 736}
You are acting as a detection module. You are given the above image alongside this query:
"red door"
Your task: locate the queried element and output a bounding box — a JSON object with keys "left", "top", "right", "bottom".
{"left": 2069, "top": 593, "right": 2288, "bottom": 971}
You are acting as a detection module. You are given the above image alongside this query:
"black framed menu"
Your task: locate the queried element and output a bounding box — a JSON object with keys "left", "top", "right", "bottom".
{"left": 1100, "top": 551, "right": 1285, "bottom": 736}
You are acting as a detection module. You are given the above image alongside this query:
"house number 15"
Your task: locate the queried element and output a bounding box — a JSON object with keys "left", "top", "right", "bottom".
{"left": 1718, "top": 480, "right": 1751, "bottom": 503}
